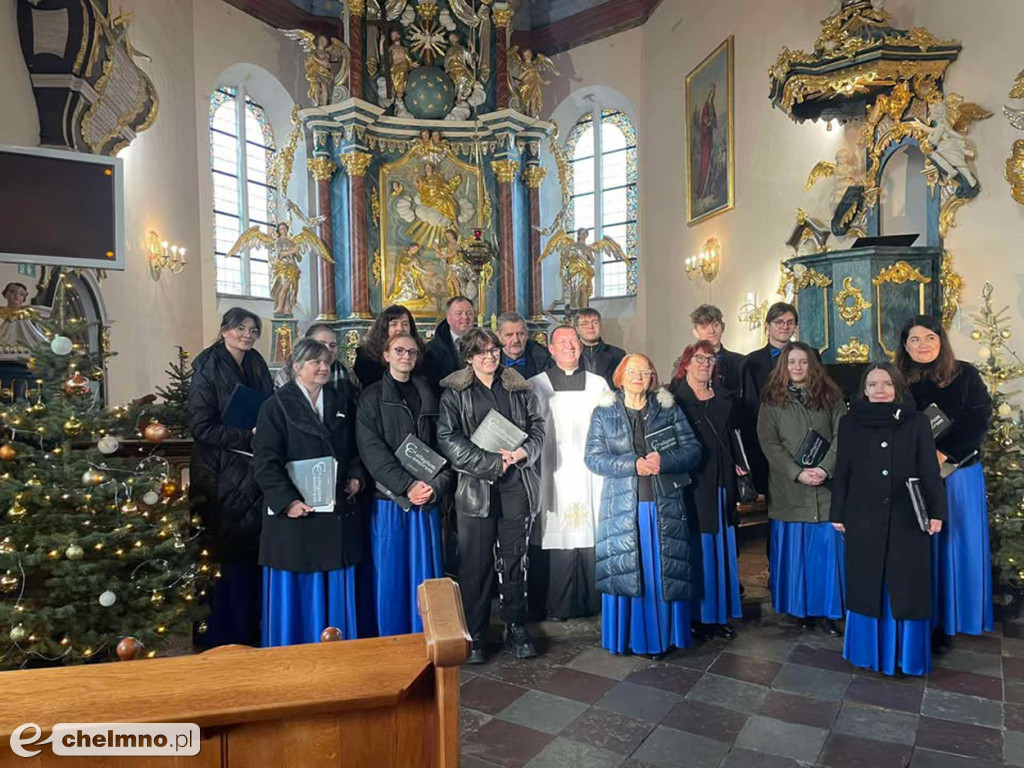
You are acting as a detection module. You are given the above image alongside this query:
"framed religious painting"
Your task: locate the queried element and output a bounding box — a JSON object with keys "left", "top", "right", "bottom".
{"left": 685, "top": 35, "right": 735, "bottom": 226}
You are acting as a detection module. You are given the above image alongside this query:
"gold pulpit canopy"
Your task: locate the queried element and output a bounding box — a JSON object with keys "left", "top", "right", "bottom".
{"left": 769, "top": 0, "right": 961, "bottom": 124}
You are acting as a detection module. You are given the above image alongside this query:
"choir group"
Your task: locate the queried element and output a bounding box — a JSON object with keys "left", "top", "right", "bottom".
{"left": 186, "top": 296, "right": 992, "bottom": 678}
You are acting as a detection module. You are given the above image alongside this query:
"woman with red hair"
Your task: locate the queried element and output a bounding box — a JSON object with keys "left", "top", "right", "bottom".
{"left": 671, "top": 341, "right": 743, "bottom": 639}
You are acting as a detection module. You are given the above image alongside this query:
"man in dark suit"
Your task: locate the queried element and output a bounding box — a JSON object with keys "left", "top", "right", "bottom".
{"left": 576, "top": 308, "right": 625, "bottom": 389}
{"left": 740, "top": 301, "right": 800, "bottom": 495}
{"left": 497, "top": 311, "right": 552, "bottom": 380}
{"left": 425, "top": 295, "right": 475, "bottom": 391}
{"left": 690, "top": 304, "right": 745, "bottom": 393}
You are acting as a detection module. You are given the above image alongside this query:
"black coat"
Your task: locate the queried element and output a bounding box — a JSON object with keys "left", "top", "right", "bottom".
{"left": 187, "top": 343, "right": 273, "bottom": 563}
{"left": 355, "top": 372, "right": 454, "bottom": 503}
{"left": 353, "top": 346, "right": 386, "bottom": 388}
{"left": 672, "top": 379, "right": 738, "bottom": 534}
{"left": 715, "top": 347, "right": 745, "bottom": 394}
{"left": 504, "top": 339, "right": 553, "bottom": 380}
{"left": 581, "top": 339, "right": 626, "bottom": 389}
{"left": 739, "top": 344, "right": 780, "bottom": 494}
{"left": 907, "top": 362, "right": 991, "bottom": 464}
{"left": 436, "top": 366, "right": 545, "bottom": 519}
{"left": 424, "top": 319, "right": 463, "bottom": 392}
{"left": 830, "top": 402, "right": 947, "bottom": 620}
{"left": 253, "top": 381, "right": 365, "bottom": 572}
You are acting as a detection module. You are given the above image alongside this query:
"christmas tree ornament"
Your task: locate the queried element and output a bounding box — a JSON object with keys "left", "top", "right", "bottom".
{"left": 143, "top": 421, "right": 169, "bottom": 443}
{"left": 88, "top": 367, "right": 104, "bottom": 381}
{"left": 1000, "top": 403, "right": 1013, "bottom": 418}
{"left": 116, "top": 637, "right": 140, "bottom": 660}
{"left": 82, "top": 468, "right": 106, "bottom": 485}
{"left": 160, "top": 480, "right": 177, "bottom": 498}
{"left": 65, "top": 544, "right": 84, "bottom": 560}
{"left": 63, "top": 372, "right": 91, "bottom": 396}
{"left": 97, "top": 436, "right": 119, "bottom": 455}
{"left": 0, "top": 570, "right": 19, "bottom": 593}
{"left": 0, "top": 444, "right": 17, "bottom": 461}
{"left": 6, "top": 502, "right": 26, "bottom": 521}
{"left": 9, "top": 625, "right": 26, "bottom": 643}
{"left": 190, "top": 515, "right": 202, "bottom": 526}
{"left": 50, "top": 336, "right": 73, "bottom": 356}
{"left": 98, "top": 590, "right": 117, "bottom": 607}
{"left": 63, "top": 416, "right": 84, "bottom": 437}
{"left": 25, "top": 476, "right": 41, "bottom": 487}
{"left": 142, "top": 491, "right": 160, "bottom": 506}
{"left": 978, "top": 346, "right": 992, "bottom": 360}
{"left": 120, "top": 500, "right": 138, "bottom": 515}
{"left": 150, "top": 591, "right": 165, "bottom": 606}
{"left": 0, "top": 538, "right": 15, "bottom": 554}
{"left": 196, "top": 621, "right": 207, "bottom": 635}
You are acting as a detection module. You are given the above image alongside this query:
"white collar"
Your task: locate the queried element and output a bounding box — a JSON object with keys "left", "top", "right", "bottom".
{"left": 298, "top": 383, "right": 324, "bottom": 421}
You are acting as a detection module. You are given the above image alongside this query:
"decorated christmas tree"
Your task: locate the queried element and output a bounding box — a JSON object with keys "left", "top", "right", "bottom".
{"left": 0, "top": 277, "right": 209, "bottom": 668}
{"left": 149, "top": 346, "right": 193, "bottom": 437}
{"left": 971, "top": 283, "right": 1024, "bottom": 590}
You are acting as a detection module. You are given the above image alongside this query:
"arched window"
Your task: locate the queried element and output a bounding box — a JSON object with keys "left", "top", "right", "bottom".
{"left": 209, "top": 86, "right": 278, "bottom": 297}
{"left": 566, "top": 108, "right": 638, "bottom": 297}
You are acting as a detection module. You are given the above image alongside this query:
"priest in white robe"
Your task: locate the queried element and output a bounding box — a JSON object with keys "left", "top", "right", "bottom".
{"left": 530, "top": 324, "right": 608, "bottom": 619}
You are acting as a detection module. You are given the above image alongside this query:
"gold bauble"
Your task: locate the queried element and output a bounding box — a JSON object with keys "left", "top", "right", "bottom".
{"left": 143, "top": 421, "right": 169, "bottom": 444}
{"left": 63, "top": 372, "right": 91, "bottom": 396}
{"left": 1003, "top": 329, "right": 1014, "bottom": 340}
{"left": 65, "top": 544, "right": 84, "bottom": 560}
{"left": 1011, "top": 462, "right": 1021, "bottom": 472}
{"left": 82, "top": 469, "right": 105, "bottom": 485}
{"left": 190, "top": 515, "right": 202, "bottom": 526}
{"left": 63, "top": 416, "right": 84, "bottom": 437}
{"left": 7, "top": 502, "right": 26, "bottom": 521}
{"left": 9, "top": 625, "right": 27, "bottom": 643}
{"left": 0, "top": 571, "right": 19, "bottom": 594}
{"left": 0, "top": 444, "right": 17, "bottom": 461}
{"left": 150, "top": 591, "right": 165, "bottom": 606}
{"left": 970, "top": 330, "right": 983, "bottom": 341}
{"left": 88, "top": 367, "right": 104, "bottom": 381}
{"left": 160, "top": 480, "right": 177, "bottom": 498}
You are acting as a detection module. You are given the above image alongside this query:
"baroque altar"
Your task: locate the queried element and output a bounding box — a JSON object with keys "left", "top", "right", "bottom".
{"left": 285, "top": 0, "right": 556, "bottom": 354}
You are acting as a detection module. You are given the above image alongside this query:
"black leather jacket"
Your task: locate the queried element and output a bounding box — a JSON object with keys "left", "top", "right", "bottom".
{"left": 436, "top": 366, "right": 545, "bottom": 518}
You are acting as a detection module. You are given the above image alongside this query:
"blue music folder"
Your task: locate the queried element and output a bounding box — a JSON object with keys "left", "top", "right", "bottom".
{"left": 222, "top": 384, "right": 270, "bottom": 430}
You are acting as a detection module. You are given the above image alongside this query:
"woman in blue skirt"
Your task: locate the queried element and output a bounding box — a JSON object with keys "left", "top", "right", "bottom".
{"left": 671, "top": 340, "right": 743, "bottom": 639}
{"left": 586, "top": 353, "right": 702, "bottom": 659}
{"left": 356, "top": 332, "right": 451, "bottom": 636}
{"left": 897, "top": 315, "right": 993, "bottom": 649}
{"left": 831, "top": 363, "right": 947, "bottom": 676}
{"left": 757, "top": 342, "right": 847, "bottom": 634}
{"left": 254, "top": 338, "right": 365, "bottom": 646}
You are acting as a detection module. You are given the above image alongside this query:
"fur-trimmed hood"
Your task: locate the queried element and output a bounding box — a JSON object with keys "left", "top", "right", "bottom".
{"left": 439, "top": 365, "right": 531, "bottom": 392}
{"left": 597, "top": 387, "right": 675, "bottom": 409}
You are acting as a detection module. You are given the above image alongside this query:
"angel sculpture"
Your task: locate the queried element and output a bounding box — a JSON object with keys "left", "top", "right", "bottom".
{"left": 508, "top": 47, "right": 559, "bottom": 118}
{"left": 804, "top": 147, "right": 864, "bottom": 208}
{"left": 540, "top": 228, "right": 629, "bottom": 314}
{"left": 438, "top": 228, "right": 479, "bottom": 303}
{"left": 913, "top": 93, "right": 991, "bottom": 189}
{"left": 282, "top": 30, "right": 348, "bottom": 107}
{"left": 228, "top": 221, "right": 333, "bottom": 317}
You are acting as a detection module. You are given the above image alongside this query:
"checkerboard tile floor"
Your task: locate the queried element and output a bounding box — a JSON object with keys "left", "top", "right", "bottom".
{"left": 459, "top": 613, "right": 1024, "bottom": 767}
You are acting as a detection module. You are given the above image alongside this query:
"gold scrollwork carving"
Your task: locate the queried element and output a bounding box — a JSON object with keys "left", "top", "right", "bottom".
{"left": 309, "top": 155, "right": 338, "bottom": 181}
{"left": 531, "top": 331, "right": 547, "bottom": 346}
{"left": 491, "top": 159, "right": 519, "bottom": 184}
{"left": 939, "top": 250, "right": 963, "bottom": 329}
{"left": 834, "top": 277, "right": 872, "bottom": 326}
{"left": 522, "top": 166, "right": 547, "bottom": 188}
{"left": 346, "top": 0, "right": 365, "bottom": 16}
{"left": 493, "top": 8, "right": 514, "bottom": 28}
{"left": 837, "top": 337, "right": 870, "bottom": 364}
{"left": 338, "top": 151, "right": 372, "bottom": 178}
{"left": 1006, "top": 139, "right": 1024, "bottom": 204}
{"left": 873, "top": 261, "right": 931, "bottom": 358}
{"left": 793, "top": 267, "right": 832, "bottom": 292}
{"left": 938, "top": 196, "right": 967, "bottom": 239}
{"left": 344, "top": 329, "right": 360, "bottom": 367}
{"left": 372, "top": 247, "right": 381, "bottom": 286}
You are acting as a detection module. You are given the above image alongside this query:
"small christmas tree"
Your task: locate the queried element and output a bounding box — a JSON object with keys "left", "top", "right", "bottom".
{"left": 971, "top": 283, "right": 1024, "bottom": 589}
{"left": 150, "top": 346, "right": 192, "bottom": 437}
{"left": 0, "top": 277, "right": 209, "bottom": 668}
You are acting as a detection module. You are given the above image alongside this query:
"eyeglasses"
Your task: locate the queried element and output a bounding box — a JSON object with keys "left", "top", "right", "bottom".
{"left": 625, "top": 368, "right": 653, "bottom": 379}
{"left": 476, "top": 347, "right": 502, "bottom": 359}
{"left": 391, "top": 347, "right": 419, "bottom": 358}
{"left": 692, "top": 354, "right": 716, "bottom": 366}
{"left": 770, "top": 319, "right": 796, "bottom": 329}
{"left": 233, "top": 325, "right": 260, "bottom": 338}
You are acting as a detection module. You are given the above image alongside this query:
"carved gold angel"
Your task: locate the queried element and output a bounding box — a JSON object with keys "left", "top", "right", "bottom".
{"left": 508, "top": 47, "right": 558, "bottom": 118}
{"left": 228, "top": 222, "right": 333, "bottom": 317}
{"left": 804, "top": 147, "right": 864, "bottom": 207}
{"left": 282, "top": 29, "right": 348, "bottom": 107}
{"left": 540, "top": 228, "right": 629, "bottom": 313}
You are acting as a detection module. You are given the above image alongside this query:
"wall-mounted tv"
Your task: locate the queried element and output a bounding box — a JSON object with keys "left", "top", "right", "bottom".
{"left": 0, "top": 145, "right": 125, "bottom": 270}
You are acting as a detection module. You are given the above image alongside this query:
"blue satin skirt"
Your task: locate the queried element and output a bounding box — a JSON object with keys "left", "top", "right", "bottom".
{"left": 844, "top": 582, "right": 931, "bottom": 676}
{"left": 371, "top": 500, "right": 443, "bottom": 636}
{"left": 261, "top": 566, "right": 358, "bottom": 647}
{"left": 700, "top": 488, "right": 742, "bottom": 625}
{"left": 932, "top": 463, "right": 993, "bottom": 636}
{"left": 769, "top": 520, "right": 845, "bottom": 619}
{"left": 602, "top": 502, "right": 692, "bottom": 655}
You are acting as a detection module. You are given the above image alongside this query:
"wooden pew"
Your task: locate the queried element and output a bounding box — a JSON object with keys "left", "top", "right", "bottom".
{"left": 0, "top": 578, "right": 470, "bottom": 767}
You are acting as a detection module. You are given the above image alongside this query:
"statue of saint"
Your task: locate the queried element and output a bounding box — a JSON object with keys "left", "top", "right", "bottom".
{"left": 508, "top": 47, "right": 558, "bottom": 118}
{"left": 540, "top": 228, "right": 629, "bottom": 313}
{"left": 388, "top": 30, "right": 417, "bottom": 100}
{"left": 444, "top": 33, "right": 476, "bottom": 102}
{"left": 438, "top": 229, "right": 478, "bottom": 303}
{"left": 388, "top": 243, "right": 430, "bottom": 305}
{"left": 414, "top": 163, "right": 461, "bottom": 226}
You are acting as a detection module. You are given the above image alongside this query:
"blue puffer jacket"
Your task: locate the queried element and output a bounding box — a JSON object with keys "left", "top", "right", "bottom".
{"left": 585, "top": 387, "right": 703, "bottom": 602}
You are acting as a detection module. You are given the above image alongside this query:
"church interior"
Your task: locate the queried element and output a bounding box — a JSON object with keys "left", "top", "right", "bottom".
{"left": 3, "top": 0, "right": 1024, "bottom": 765}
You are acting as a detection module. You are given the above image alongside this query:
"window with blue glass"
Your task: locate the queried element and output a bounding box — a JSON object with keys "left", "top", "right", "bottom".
{"left": 565, "top": 109, "right": 638, "bottom": 297}
{"left": 209, "top": 87, "right": 278, "bottom": 298}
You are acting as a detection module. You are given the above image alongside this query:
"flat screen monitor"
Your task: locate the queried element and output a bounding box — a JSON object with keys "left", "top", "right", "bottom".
{"left": 0, "top": 145, "right": 125, "bottom": 270}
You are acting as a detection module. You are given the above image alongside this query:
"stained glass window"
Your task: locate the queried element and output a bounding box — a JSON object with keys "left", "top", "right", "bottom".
{"left": 565, "top": 109, "right": 638, "bottom": 297}
{"left": 210, "top": 87, "right": 277, "bottom": 298}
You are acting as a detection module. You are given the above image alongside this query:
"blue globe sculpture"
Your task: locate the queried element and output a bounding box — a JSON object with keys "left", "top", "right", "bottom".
{"left": 404, "top": 66, "right": 456, "bottom": 120}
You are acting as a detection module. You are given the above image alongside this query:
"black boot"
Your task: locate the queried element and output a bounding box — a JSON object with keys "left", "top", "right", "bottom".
{"left": 505, "top": 622, "right": 538, "bottom": 660}
{"left": 931, "top": 629, "right": 952, "bottom": 656}
{"left": 823, "top": 619, "right": 842, "bottom": 637}
{"left": 467, "top": 634, "right": 486, "bottom": 665}
{"left": 716, "top": 623, "right": 736, "bottom": 639}
{"left": 800, "top": 617, "right": 817, "bottom": 631}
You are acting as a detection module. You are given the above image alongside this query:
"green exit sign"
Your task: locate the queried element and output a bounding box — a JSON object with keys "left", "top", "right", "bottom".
{"left": 16, "top": 263, "right": 36, "bottom": 278}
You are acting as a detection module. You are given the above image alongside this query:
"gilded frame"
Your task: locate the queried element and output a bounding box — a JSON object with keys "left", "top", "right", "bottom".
{"left": 685, "top": 35, "right": 735, "bottom": 226}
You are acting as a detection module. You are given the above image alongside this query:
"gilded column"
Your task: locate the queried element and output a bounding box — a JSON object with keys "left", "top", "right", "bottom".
{"left": 309, "top": 153, "right": 338, "bottom": 320}
{"left": 346, "top": 0, "right": 364, "bottom": 100}
{"left": 493, "top": 5, "right": 513, "bottom": 109}
{"left": 340, "top": 150, "right": 373, "bottom": 318}
{"left": 523, "top": 164, "right": 547, "bottom": 318}
{"left": 492, "top": 158, "right": 519, "bottom": 313}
